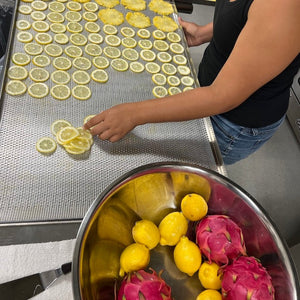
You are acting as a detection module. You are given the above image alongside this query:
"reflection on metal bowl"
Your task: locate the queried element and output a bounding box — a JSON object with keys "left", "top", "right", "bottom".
{"left": 72, "top": 162, "right": 299, "bottom": 300}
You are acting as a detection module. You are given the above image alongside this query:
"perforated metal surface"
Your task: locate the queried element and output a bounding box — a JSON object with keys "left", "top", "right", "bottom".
{"left": 0, "top": 0, "right": 223, "bottom": 222}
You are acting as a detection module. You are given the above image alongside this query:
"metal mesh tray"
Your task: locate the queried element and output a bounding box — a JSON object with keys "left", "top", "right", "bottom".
{"left": 0, "top": 0, "right": 223, "bottom": 223}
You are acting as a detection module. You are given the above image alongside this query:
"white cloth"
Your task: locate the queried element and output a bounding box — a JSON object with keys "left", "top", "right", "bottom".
{"left": 0, "top": 239, "right": 76, "bottom": 300}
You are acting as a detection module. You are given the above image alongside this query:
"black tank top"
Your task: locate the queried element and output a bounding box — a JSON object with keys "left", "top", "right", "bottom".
{"left": 198, "top": 0, "right": 300, "bottom": 127}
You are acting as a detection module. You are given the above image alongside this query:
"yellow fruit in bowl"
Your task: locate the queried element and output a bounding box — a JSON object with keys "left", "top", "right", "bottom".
{"left": 132, "top": 219, "right": 160, "bottom": 250}
{"left": 196, "top": 289, "right": 222, "bottom": 300}
{"left": 198, "top": 261, "right": 222, "bottom": 290}
{"left": 181, "top": 193, "right": 208, "bottom": 221}
{"left": 174, "top": 236, "right": 202, "bottom": 276}
{"left": 158, "top": 211, "right": 188, "bottom": 246}
{"left": 119, "top": 243, "right": 150, "bottom": 277}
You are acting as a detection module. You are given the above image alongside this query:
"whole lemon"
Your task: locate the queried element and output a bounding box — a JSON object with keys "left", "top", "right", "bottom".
{"left": 198, "top": 261, "right": 222, "bottom": 290}
{"left": 158, "top": 211, "right": 188, "bottom": 246}
{"left": 196, "top": 289, "right": 222, "bottom": 300}
{"left": 174, "top": 236, "right": 202, "bottom": 276}
{"left": 181, "top": 193, "right": 208, "bottom": 221}
{"left": 132, "top": 219, "right": 160, "bottom": 250}
{"left": 119, "top": 243, "right": 150, "bottom": 277}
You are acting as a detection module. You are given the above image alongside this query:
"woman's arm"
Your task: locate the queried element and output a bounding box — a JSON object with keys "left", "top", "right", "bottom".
{"left": 84, "top": 0, "right": 300, "bottom": 142}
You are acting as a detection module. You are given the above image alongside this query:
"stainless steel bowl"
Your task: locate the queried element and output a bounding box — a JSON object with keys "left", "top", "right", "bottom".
{"left": 72, "top": 162, "right": 300, "bottom": 300}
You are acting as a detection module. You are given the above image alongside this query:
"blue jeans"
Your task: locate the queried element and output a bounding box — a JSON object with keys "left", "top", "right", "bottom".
{"left": 211, "top": 114, "right": 285, "bottom": 165}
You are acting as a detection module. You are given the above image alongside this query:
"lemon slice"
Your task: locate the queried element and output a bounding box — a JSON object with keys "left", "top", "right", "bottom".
{"left": 54, "top": 33, "right": 69, "bottom": 44}
{"left": 140, "top": 49, "right": 156, "bottom": 62}
{"left": 32, "top": 55, "right": 51, "bottom": 67}
{"left": 32, "top": 20, "right": 50, "bottom": 32}
{"left": 72, "top": 85, "right": 91, "bottom": 100}
{"left": 69, "top": 136, "right": 90, "bottom": 150}
{"left": 31, "top": 1, "right": 47, "bottom": 11}
{"left": 177, "top": 65, "right": 191, "bottom": 76}
{"left": 157, "top": 51, "right": 172, "bottom": 63}
{"left": 31, "top": 11, "right": 46, "bottom": 21}
{"left": 6, "top": 80, "right": 27, "bottom": 96}
{"left": 18, "top": 5, "right": 32, "bottom": 15}
{"left": 88, "top": 33, "right": 103, "bottom": 44}
{"left": 161, "top": 63, "right": 177, "bottom": 75}
{"left": 48, "top": 1, "right": 65, "bottom": 13}
{"left": 21, "top": 0, "right": 33, "bottom": 3}
{"left": 29, "top": 67, "right": 50, "bottom": 82}
{"left": 152, "top": 29, "right": 166, "bottom": 40}
{"left": 64, "top": 45, "right": 83, "bottom": 58}
{"left": 167, "top": 75, "right": 180, "bottom": 86}
{"left": 51, "top": 70, "right": 71, "bottom": 84}
{"left": 121, "top": 37, "right": 137, "bottom": 48}
{"left": 149, "top": 0, "right": 173, "bottom": 15}
{"left": 111, "top": 58, "right": 128, "bottom": 72}
{"left": 50, "top": 23, "right": 66, "bottom": 33}
{"left": 72, "top": 57, "right": 92, "bottom": 70}
{"left": 36, "top": 137, "right": 57, "bottom": 154}
{"left": 51, "top": 84, "right": 71, "bottom": 100}
{"left": 153, "top": 16, "right": 178, "bottom": 32}
{"left": 66, "top": 1, "right": 82, "bottom": 11}
{"left": 173, "top": 54, "right": 187, "bottom": 65}
{"left": 57, "top": 126, "right": 80, "bottom": 143}
{"left": 153, "top": 40, "right": 169, "bottom": 51}
{"left": 152, "top": 86, "right": 168, "bottom": 98}
{"left": 77, "top": 126, "right": 93, "bottom": 141}
{"left": 137, "top": 28, "right": 150, "bottom": 39}
{"left": 120, "top": 27, "right": 135, "bottom": 37}
{"left": 137, "top": 39, "right": 152, "bottom": 50}
{"left": 51, "top": 119, "right": 72, "bottom": 135}
{"left": 84, "top": 22, "right": 100, "bottom": 33}
{"left": 91, "top": 69, "right": 108, "bottom": 83}
{"left": 70, "top": 33, "right": 87, "bottom": 46}
{"left": 122, "top": 48, "right": 139, "bottom": 61}
{"left": 28, "top": 82, "right": 49, "bottom": 98}
{"left": 98, "top": 8, "right": 124, "bottom": 26}
{"left": 16, "top": 19, "right": 31, "bottom": 30}
{"left": 24, "top": 42, "right": 43, "bottom": 55}
{"left": 82, "top": 11, "right": 97, "bottom": 22}
{"left": 167, "top": 32, "right": 181, "bottom": 43}
{"left": 103, "top": 24, "right": 118, "bottom": 35}
{"left": 126, "top": 12, "right": 150, "bottom": 29}
{"left": 8, "top": 66, "right": 28, "bottom": 80}
{"left": 65, "top": 11, "right": 81, "bottom": 22}
{"left": 64, "top": 145, "right": 87, "bottom": 155}
{"left": 85, "top": 44, "right": 102, "bottom": 56}
{"left": 145, "top": 62, "right": 160, "bottom": 74}
{"left": 181, "top": 76, "right": 194, "bottom": 87}
{"left": 168, "top": 86, "right": 181, "bottom": 95}
{"left": 183, "top": 86, "right": 194, "bottom": 92}
{"left": 72, "top": 70, "right": 91, "bottom": 84}
{"left": 47, "top": 12, "right": 65, "bottom": 23}
{"left": 103, "top": 46, "right": 121, "bottom": 58}
{"left": 152, "top": 73, "right": 166, "bottom": 85}
{"left": 83, "top": 2, "right": 98, "bottom": 12}
{"left": 170, "top": 42, "right": 184, "bottom": 54}
{"left": 12, "top": 53, "right": 30, "bottom": 66}
{"left": 67, "top": 22, "right": 83, "bottom": 33}
{"left": 53, "top": 57, "right": 72, "bottom": 70}
{"left": 44, "top": 44, "right": 63, "bottom": 57}
{"left": 129, "top": 61, "right": 144, "bottom": 73}
{"left": 83, "top": 115, "right": 96, "bottom": 124}
{"left": 17, "top": 31, "right": 33, "bottom": 43}
{"left": 57, "top": 0, "right": 68, "bottom": 3}
{"left": 92, "top": 56, "right": 109, "bottom": 69}
{"left": 105, "top": 35, "right": 121, "bottom": 47}
{"left": 35, "top": 33, "right": 53, "bottom": 44}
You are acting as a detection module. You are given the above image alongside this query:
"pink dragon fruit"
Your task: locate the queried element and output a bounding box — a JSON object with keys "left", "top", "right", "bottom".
{"left": 222, "top": 256, "right": 275, "bottom": 299}
{"left": 117, "top": 269, "right": 173, "bottom": 300}
{"left": 196, "top": 215, "right": 247, "bottom": 266}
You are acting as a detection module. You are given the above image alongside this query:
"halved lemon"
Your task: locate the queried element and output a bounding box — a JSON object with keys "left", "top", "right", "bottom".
{"left": 145, "top": 62, "right": 160, "bottom": 74}
{"left": 54, "top": 33, "right": 69, "bottom": 44}
{"left": 64, "top": 45, "right": 83, "bottom": 58}
{"left": 35, "top": 32, "right": 53, "bottom": 44}
{"left": 152, "top": 86, "right": 168, "bottom": 98}
{"left": 85, "top": 22, "right": 100, "bottom": 33}
{"left": 140, "top": 49, "right": 156, "bottom": 62}
{"left": 103, "top": 46, "right": 121, "bottom": 58}
{"left": 177, "top": 65, "right": 191, "bottom": 76}
{"left": 51, "top": 119, "right": 72, "bottom": 135}
{"left": 129, "top": 61, "right": 144, "bottom": 73}
{"left": 12, "top": 52, "right": 30, "bottom": 66}
{"left": 85, "top": 44, "right": 102, "bottom": 56}
{"left": 8, "top": 66, "right": 28, "bottom": 80}
{"left": 167, "top": 32, "right": 181, "bottom": 43}
{"left": 168, "top": 86, "right": 181, "bottom": 95}
{"left": 24, "top": 43, "right": 43, "bottom": 55}
{"left": 181, "top": 76, "right": 194, "bottom": 87}
{"left": 170, "top": 42, "right": 184, "bottom": 54}
{"left": 6, "top": 80, "right": 27, "bottom": 96}
{"left": 98, "top": 8, "right": 124, "bottom": 26}
{"left": 53, "top": 57, "right": 72, "bottom": 70}
{"left": 152, "top": 29, "right": 166, "bottom": 40}
{"left": 32, "top": 55, "right": 51, "bottom": 67}
{"left": 92, "top": 56, "right": 109, "bottom": 69}
{"left": 32, "top": 20, "right": 50, "bottom": 32}
{"left": 122, "top": 48, "right": 139, "bottom": 61}
{"left": 88, "top": 33, "right": 103, "bottom": 44}
{"left": 31, "top": 11, "right": 46, "bottom": 21}
{"left": 157, "top": 51, "right": 172, "bottom": 63}
{"left": 65, "top": 11, "right": 82, "bottom": 22}
{"left": 16, "top": 19, "right": 31, "bottom": 30}
{"left": 17, "top": 31, "right": 33, "bottom": 43}
{"left": 50, "top": 23, "right": 66, "bottom": 33}
{"left": 57, "top": 126, "right": 80, "bottom": 143}
{"left": 67, "top": 22, "right": 83, "bottom": 33}
{"left": 83, "top": 2, "right": 98, "bottom": 12}
{"left": 103, "top": 24, "right": 118, "bottom": 35}
{"left": 28, "top": 82, "right": 49, "bottom": 98}
{"left": 51, "top": 84, "right": 71, "bottom": 100}
{"left": 72, "top": 70, "right": 91, "bottom": 84}
{"left": 167, "top": 75, "right": 180, "bottom": 87}
{"left": 31, "top": 1, "right": 48, "bottom": 11}
{"left": 105, "top": 35, "right": 121, "bottom": 47}
{"left": 48, "top": 1, "right": 65, "bottom": 13}
{"left": 47, "top": 12, "right": 65, "bottom": 23}
{"left": 152, "top": 73, "right": 166, "bottom": 86}
{"left": 120, "top": 26, "right": 135, "bottom": 38}
{"left": 29, "top": 68, "right": 50, "bottom": 82}
{"left": 18, "top": 5, "right": 32, "bottom": 15}
{"left": 111, "top": 58, "right": 129, "bottom": 72}
{"left": 153, "top": 40, "right": 169, "bottom": 51}
{"left": 70, "top": 33, "right": 87, "bottom": 46}
{"left": 91, "top": 69, "right": 108, "bottom": 83}
{"left": 66, "top": 1, "right": 82, "bottom": 11}
{"left": 137, "top": 39, "right": 152, "bottom": 50}
{"left": 82, "top": 11, "right": 97, "bottom": 22}
{"left": 72, "top": 57, "right": 92, "bottom": 70}
{"left": 72, "top": 85, "right": 91, "bottom": 100}
{"left": 44, "top": 44, "right": 63, "bottom": 57}
{"left": 173, "top": 54, "right": 187, "bottom": 65}
{"left": 137, "top": 28, "right": 150, "bottom": 39}
{"left": 36, "top": 137, "right": 57, "bottom": 154}
{"left": 121, "top": 37, "right": 137, "bottom": 48}
{"left": 51, "top": 70, "right": 71, "bottom": 84}
{"left": 161, "top": 63, "right": 177, "bottom": 75}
